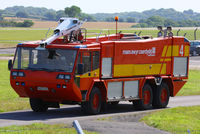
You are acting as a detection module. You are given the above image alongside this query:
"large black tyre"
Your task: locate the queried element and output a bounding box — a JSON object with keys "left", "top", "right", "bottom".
{"left": 133, "top": 84, "right": 153, "bottom": 110}
{"left": 30, "top": 98, "right": 48, "bottom": 112}
{"left": 81, "top": 87, "right": 102, "bottom": 114}
{"left": 153, "top": 82, "right": 170, "bottom": 108}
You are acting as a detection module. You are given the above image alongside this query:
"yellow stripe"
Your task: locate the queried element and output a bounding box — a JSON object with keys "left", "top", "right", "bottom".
{"left": 172, "top": 45, "right": 179, "bottom": 56}
{"left": 162, "top": 46, "right": 168, "bottom": 57}
{"left": 79, "top": 69, "right": 99, "bottom": 78}
{"left": 166, "top": 46, "right": 172, "bottom": 57}
{"left": 184, "top": 45, "right": 190, "bottom": 56}
{"left": 160, "top": 58, "right": 171, "bottom": 62}
{"left": 114, "top": 64, "right": 166, "bottom": 77}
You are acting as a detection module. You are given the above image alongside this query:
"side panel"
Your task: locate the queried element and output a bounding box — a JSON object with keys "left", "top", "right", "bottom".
{"left": 100, "top": 42, "right": 114, "bottom": 78}
{"left": 113, "top": 39, "right": 171, "bottom": 77}
{"left": 102, "top": 58, "right": 112, "bottom": 78}
{"left": 124, "top": 81, "right": 139, "bottom": 98}
{"left": 106, "top": 79, "right": 141, "bottom": 101}
{"left": 173, "top": 57, "right": 188, "bottom": 77}
{"left": 107, "top": 82, "right": 123, "bottom": 99}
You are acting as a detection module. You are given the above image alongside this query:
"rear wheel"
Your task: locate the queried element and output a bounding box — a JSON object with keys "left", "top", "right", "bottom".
{"left": 153, "top": 82, "right": 170, "bottom": 108}
{"left": 81, "top": 87, "right": 102, "bottom": 114}
{"left": 133, "top": 84, "right": 153, "bottom": 110}
{"left": 30, "top": 98, "right": 48, "bottom": 112}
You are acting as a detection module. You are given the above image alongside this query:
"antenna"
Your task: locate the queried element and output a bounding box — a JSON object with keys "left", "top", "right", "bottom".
{"left": 194, "top": 28, "right": 198, "bottom": 40}
{"left": 177, "top": 29, "right": 180, "bottom": 36}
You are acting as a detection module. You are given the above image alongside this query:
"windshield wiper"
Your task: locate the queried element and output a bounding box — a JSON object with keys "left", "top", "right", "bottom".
{"left": 27, "top": 67, "right": 39, "bottom": 71}
{"left": 37, "top": 68, "right": 54, "bottom": 72}
{"left": 54, "top": 69, "right": 66, "bottom": 72}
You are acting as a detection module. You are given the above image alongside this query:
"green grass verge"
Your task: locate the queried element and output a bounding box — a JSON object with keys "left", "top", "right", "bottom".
{"left": 141, "top": 106, "right": 200, "bottom": 134}
{"left": 0, "top": 28, "right": 53, "bottom": 48}
{"left": 178, "top": 70, "right": 200, "bottom": 96}
{"left": 0, "top": 60, "right": 29, "bottom": 112}
{"left": 0, "top": 28, "right": 200, "bottom": 48}
{"left": 0, "top": 123, "right": 98, "bottom": 134}
{"left": 0, "top": 54, "right": 14, "bottom": 57}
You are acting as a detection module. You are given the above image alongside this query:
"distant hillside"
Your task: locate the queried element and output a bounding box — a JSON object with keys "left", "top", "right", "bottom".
{"left": 91, "top": 8, "right": 200, "bottom": 22}
{"left": 1, "top": 6, "right": 200, "bottom": 22}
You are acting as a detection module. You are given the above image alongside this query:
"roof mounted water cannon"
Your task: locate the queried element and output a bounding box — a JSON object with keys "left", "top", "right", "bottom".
{"left": 36, "top": 18, "right": 84, "bottom": 50}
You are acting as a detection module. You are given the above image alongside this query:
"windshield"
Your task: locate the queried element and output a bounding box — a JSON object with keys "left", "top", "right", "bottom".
{"left": 13, "top": 47, "right": 77, "bottom": 72}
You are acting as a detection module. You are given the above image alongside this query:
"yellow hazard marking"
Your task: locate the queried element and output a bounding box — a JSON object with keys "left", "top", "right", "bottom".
{"left": 161, "top": 45, "right": 188, "bottom": 57}
{"left": 114, "top": 63, "right": 166, "bottom": 77}
{"left": 172, "top": 45, "right": 179, "bottom": 56}
{"left": 160, "top": 58, "right": 171, "bottom": 62}
{"left": 162, "top": 46, "right": 168, "bottom": 57}
{"left": 77, "top": 69, "right": 99, "bottom": 78}
{"left": 184, "top": 45, "right": 190, "bottom": 56}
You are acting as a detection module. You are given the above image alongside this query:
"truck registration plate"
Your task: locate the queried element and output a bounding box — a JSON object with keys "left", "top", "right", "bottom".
{"left": 37, "top": 87, "right": 48, "bottom": 91}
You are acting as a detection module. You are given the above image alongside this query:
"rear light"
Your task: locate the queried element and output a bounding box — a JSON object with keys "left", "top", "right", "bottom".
{"left": 57, "top": 74, "right": 71, "bottom": 80}
{"left": 11, "top": 71, "right": 25, "bottom": 77}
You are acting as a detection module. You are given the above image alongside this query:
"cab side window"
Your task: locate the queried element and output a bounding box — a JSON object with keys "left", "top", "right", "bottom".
{"left": 82, "top": 52, "right": 91, "bottom": 73}
{"left": 92, "top": 51, "right": 99, "bottom": 70}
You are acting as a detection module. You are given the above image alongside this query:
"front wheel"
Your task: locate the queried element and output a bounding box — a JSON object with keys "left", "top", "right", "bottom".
{"left": 81, "top": 87, "right": 102, "bottom": 114}
{"left": 153, "top": 82, "right": 170, "bottom": 108}
{"left": 30, "top": 98, "right": 48, "bottom": 112}
{"left": 133, "top": 84, "right": 153, "bottom": 110}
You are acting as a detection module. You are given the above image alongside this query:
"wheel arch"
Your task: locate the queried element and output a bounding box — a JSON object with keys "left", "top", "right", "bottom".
{"left": 85, "top": 80, "right": 107, "bottom": 102}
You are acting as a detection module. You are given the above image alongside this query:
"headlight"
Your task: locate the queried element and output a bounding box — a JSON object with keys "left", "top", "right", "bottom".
{"left": 64, "top": 75, "right": 71, "bottom": 80}
{"left": 57, "top": 74, "right": 71, "bottom": 80}
{"left": 11, "top": 71, "right": 25, "bottom": 77}
{"left": 12, "top": 71, "right": 18, "bottom": 76}
{"left": 57, "top": 74, "right": 65, "bottom": 79}
{"left": 18, "top": 72, "right": 25, "bottom": 77}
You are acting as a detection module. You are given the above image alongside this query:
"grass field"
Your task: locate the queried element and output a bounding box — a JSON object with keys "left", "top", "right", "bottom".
{"left": 0, "top": 60, "right": 29, "bottom": 112}
{"left": 1, "top": 27, "right": 200, "bottom": 48}
{"left": 178, "top": 70, "right": 200, "bottom": 96}
{"left": 0, "top": 123, "right": 98, "bottom": 134}
{"left": 0, "top": 59, "right": 199, "bottom": 112}
{"left": 141, "top": 106, "right": 200, "bottom": 134}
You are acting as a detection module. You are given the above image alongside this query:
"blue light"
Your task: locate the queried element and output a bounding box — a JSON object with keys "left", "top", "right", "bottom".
{"left": 18, "top": 43, "right": 23, "bottom": 45}
{"left": 21, "top": 82, "right": 25, "bottom": 86}
{"left": 74, "top": 45, "right": 87, "bottom": 48}
{"left": 57, "top": 84, "right": 61, "bottom": 88}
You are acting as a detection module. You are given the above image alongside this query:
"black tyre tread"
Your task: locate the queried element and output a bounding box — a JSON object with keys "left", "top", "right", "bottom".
{"left": 81, "top": 87, "right": 102, "bottom": 114}
{"left": 133, "top": 84, "right": 153, "bottom": 110}
{"left": 153, "top": 82, "right": 170, "bottom": 108}
{"left": 30, "top": 98, "right": 48, "bottom": 112}
{"left": 110, "top": 101, "right": 119, "bottom": 105}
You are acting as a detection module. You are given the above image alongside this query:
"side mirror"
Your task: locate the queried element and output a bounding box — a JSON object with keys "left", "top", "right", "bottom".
{"left": 8, "top": 59, "right": 13, "bottom": 71}
{"left": 78, "top": 63, "right": 84, "bottom": 74}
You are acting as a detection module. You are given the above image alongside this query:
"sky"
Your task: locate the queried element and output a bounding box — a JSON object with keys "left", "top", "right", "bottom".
{"left": 0, "top": 0, "right": 200, "bottom": 13}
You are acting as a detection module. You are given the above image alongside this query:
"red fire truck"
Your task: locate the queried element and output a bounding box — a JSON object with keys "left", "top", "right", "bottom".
{"left": 8, "top": 18, "right": 189, "bottom": 114}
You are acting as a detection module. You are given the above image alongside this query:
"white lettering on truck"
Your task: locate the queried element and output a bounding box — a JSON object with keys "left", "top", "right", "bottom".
{"left": 123, "top": 47, "right": 156, "bottom": 56}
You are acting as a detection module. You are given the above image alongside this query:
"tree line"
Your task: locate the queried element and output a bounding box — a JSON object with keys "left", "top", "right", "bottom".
{"left": 132, "top": 16, "right": 200, "bottom": 28}
{"left": 1, "top": 6, "right": 200, "bottom": 27}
